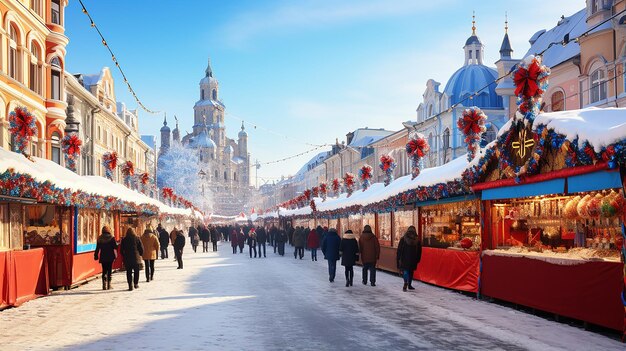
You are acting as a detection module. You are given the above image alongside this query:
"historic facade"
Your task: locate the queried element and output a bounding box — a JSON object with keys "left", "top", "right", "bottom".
{"left": 158, "top": 58, "right": 251, "bottom": 215}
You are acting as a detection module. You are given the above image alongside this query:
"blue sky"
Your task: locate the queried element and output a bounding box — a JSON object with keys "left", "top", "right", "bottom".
{"left": 64, "top": 0, "right": 585, "bottom": 186}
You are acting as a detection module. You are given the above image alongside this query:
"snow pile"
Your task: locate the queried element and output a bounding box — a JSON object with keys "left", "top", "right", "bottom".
{"left": 0, "top": 147, "right": 194, "bottom": 217}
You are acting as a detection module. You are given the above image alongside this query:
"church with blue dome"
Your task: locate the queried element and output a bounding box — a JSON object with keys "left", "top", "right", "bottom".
{"left": 416, "top": 16, "right": 515, "bottom": 168}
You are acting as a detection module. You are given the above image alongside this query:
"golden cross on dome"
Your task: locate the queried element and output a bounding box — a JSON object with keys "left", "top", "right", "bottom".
{"left": 512, "top": 129, "right": 535, "bottom": 159}
{"left": 472, "top": 11, "right": 476, "bottom": 35}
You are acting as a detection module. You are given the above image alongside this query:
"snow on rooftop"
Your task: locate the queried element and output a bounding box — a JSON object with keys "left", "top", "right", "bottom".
{"left": 524, "top": 9, "right": 585, "bottom": 68}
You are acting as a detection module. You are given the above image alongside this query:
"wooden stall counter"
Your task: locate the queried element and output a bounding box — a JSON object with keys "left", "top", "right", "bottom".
{"left": 0, "top": 248, "right": 49, "bottom": 308}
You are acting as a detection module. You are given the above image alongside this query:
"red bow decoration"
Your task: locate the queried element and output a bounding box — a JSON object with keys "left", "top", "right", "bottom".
{"left": 61, "top": 135, "right": 82, "bottom": 156}
{"left": 514, "top": 60, "right": 542, "bottom": 99}
{"left": 459, "top": 109, "right": 483, "bottom": 135}
{"left": 122, "top": 161, "right": 135, "bottom": 176}
{"left": 406, "top": 138, "right": 429, "bottom": 158}
{"left": 162, "top": 187, "right": 174, "bottom": 199}
{"left": 10, "top": 107, "right": 37, "bottom": 138}
{"left": 103, "top": 152, "right": 118, "bottom": 170}
{"left": 140, "top": 172, "right": 150, "bottom": 185}
{"left": 303, "top": 189, "right": 312, "bottom": 201}
{"left": 359, "top": 165, "right": 372, "bottom": 181}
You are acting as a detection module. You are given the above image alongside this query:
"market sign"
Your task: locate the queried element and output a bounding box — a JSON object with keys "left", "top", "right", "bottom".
{"left": 508, "top": 124, "right": 537, "bottom": 169}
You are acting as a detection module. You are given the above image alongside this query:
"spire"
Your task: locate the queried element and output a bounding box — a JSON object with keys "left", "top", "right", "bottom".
{"left": 160, "top": 113, "right": 170, "bottom": 132}
{"left": 472, "top": 11, "right": 476, "bottom": 35}
{"left": 499, "top": 13, "right": 513, "bottom": 59}
{"left": 241, "top": 121, "right": 245, "bottom": 131}
{"left": 205, "top": 56, "right": 213, "bottom": 78}
{"left": 163, "top": 113, "right": 167, "bottom": 126}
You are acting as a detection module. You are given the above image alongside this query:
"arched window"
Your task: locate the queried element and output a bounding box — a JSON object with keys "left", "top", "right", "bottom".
{"left": 442, "top": 128, "right": 450, "bottom": 151}
{"left": 212, "top": 89, "right": 217, "bottom": 100}
{"left": 590, "top": 68, "right": 606, "bottom": 103}
{"left": 224, "top": 171, "right": 228, "bottom": 181}
{"left": 30, "top": 43, "right": 43, "bottom": 94}
{"left": 427, "top": 105, "right": 433, "bottom": 117}
{"left": 50, "top": 57, "right": 62, "bottom": 100}
{"left": 30, "top": 0, "right": 42, "bottom": 16}
{"left": 51, "top": 0, "right": 61, "bottom": 25}
{"left": 9, "top": 25, "right": 20, "bottom": 81}
{"left": 201, "top": 89, "right": 205, "bottom": 100}
{"left": 550, "top": 91, "right": 565, "bottom": 112}
{"left": 214, "top": 169, "right": 218, "bottom": 179}
{"left": 51, "top": 132, "right": 61, "bottom": 164}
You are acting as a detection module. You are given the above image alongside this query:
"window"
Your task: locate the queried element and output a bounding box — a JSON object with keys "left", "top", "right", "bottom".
{"left": 590, "top": 68, "right": 606, "bottom": 103}
{"left": 212, "top": 89, "right": 217, "bottom": 100}
{"left": 442, "top": 128, "right": 450, "bottom": 151}
{"left": 51, "top": 132, "right": 61, "bottom": 164}
{"left": 591, "top": 0, "right": 599, "bottom": 14}
{"left": 30, "top": 0, "right": 42, "bottom": 16}
{"left": 29, "top": 43, "right": 42, "bottom": 94}
{"left": 550, "top": 91, "right": 565, "bottom": 112}
{"left": 50, "top": 57, "right": 62, "bottom": 100}
{"left": 9, "top": 25, "right": 19, "bottom": 81}
{"left": 24, "top": 205, "right": 70, "bottom": 246}
{"left": 393, "top": 210, "right": 414, "bottom": 248}
{"left": 234, "top": 172, "right": 237, "bottom": 181}
{"left": 377, "top": 212, "right": 391, "bottom": 245}
{"left": 76, "top": 209, "right": 106, "bottom": 253}
{"left": 51, "top": 0, "right": 61, "bottom": 25}
{"left": 224, "top": 171, "right": 228, "bottom": 181}
{"left": 201, "top": 89, "right": 205, "bottom": 100}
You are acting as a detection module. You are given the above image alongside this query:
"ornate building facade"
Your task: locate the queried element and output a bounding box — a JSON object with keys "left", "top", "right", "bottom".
{"left": 158, "top": 58, "right": 251, "bottom": 215}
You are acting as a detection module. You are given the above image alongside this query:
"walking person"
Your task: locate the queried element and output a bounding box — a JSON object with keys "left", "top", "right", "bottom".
{"left": 256, "top": 226, "right": 267, "bottom": 258}
{"left": 237, "top": 229, "right": 245, "bottom": 253}
{"left": 157, "top": 224, "right": 169, "bottom": 259}
{"left": 170, "top": 227, "right": 178, "bottom": 261}
{"left": 140, "top": 227, "right": 160, "bottom": 282}
{"left": 231, "top": 228, "right": 238, "bottom": 254}
{"left": 276, "top": 227, "right": 287, "bottom": 256}
{"left": 94, "top": 225, "right": 118, "bottom": 290}
{"left": 270, "top": 226, "right": 279, "bottom": 254}
{"left": 293, "top": 226, "right": 305, "bottom": 259}
{"left": 120, "top": 228, "right": 144, "bottom": 291}
{"left": 321, "top": 228, "right": 341, "bottom": 282}
{"left": 189, "top": 225, "right": 199, "bottom": 253}
{"left": 174, "top": 229, "right": 186, "bottom": 269}
{"left": 307, "top": 227, "right": 320, "bottom": 261}
{"left": 200, "top": 224, "right": 210, "bottom": 253}
{"left": 210, "top": 226, "right": 218, "bottom": 252}
{"left": 248, "top": 227, "right": 258, "bottom": 258}
{"left": 359, "top": 225, "right": 380, "bottom": 286}
{"left": 396, "top": 225, "right": 422, "bottom": 292}
{"left": 339, "top": 230, "right": 359, "bottom": 287}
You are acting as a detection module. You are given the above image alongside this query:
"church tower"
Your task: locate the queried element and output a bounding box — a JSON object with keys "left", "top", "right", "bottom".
{"left": 172, "top": 116, "right": 180, "bottom": 144}
{"left": 159, "top": 114, "right": 170, "bottom": 154}
{"left": 463, "top": 13, "right": 484, "bottom": 65}
{"left": 194, "top": 57, "right": 225, "bottom": 150}
{"left": 495, "top": 15, "right": 518, "bottom": 119}
{"left": 238, "top": 122, "right": 249, "bottom": 186}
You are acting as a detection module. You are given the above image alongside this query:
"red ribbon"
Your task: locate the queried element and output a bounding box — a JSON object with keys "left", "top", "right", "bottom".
{"left": 514, "top": 61, "right": 541, "bottom": 98}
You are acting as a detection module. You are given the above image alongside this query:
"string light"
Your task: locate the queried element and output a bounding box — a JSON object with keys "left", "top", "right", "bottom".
{"left": 77, "top": 0, "right": 161, "bottom": 115}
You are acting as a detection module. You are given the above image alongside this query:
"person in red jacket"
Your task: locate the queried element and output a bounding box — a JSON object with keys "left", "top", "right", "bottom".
{"left": 230, "top": 228, "right": 238, "bottom": 254}
{"left": 307, "top": 227, "right": 320, "bottom": 261}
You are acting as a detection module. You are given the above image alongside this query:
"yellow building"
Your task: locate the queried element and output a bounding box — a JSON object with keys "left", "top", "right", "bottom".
{"left": 0, "top": 0, "right": 68, "bottom": 161}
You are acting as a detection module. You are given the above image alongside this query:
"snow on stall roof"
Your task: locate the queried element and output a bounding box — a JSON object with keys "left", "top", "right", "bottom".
{"left": 534, "top": 107, "right": 626, "bottom": 152}
{"left": 0, "top": 148, "right": 194, "bottom": 217}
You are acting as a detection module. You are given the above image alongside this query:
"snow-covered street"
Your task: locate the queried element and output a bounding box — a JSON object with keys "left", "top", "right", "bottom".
{"left": 0, "top": 243, "right": 622, "bottom": 351}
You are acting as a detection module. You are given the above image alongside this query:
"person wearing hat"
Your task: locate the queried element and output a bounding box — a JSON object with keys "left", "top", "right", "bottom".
{"left": 94, "top": 225, "right": 118, "bottom": 290}
{"left": 339, "top": 230, "right": 359, "bottom": 287}
{"left": 396, "top": 225, "right": 422, "bottom": 292}
{"left": 120, "top": 228, "right": 144, "bottom": 291}
{"left": 321, "top": 228, "right": 341, "bottom": 282}
{"left": 140, "top": 226, "right": 160, "bottom": 282}
{"left": 359, "top": 225, "right": 380, "bottom": 286}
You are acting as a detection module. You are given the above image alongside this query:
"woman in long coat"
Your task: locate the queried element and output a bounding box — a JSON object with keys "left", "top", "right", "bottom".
{"left": 140, "top": 227, "right": 160, "bottom": 282}
{"left": 321, "top": 228, "right": 341, "bottom": 282}
{"left": 94, "top": 225, "right": 118, "bottom": 290}
{"left": 230, "top": 228, "right": 239, "bottom": 254}
{"left": 307, "top": 227, "right": 320, "bottom": 261}
{"left": 237, "top": 229, "right": 245, "bottom": 253}
{"left": 396, "top": 225, "right": 422, "bottom": 292}
{"left": 339, "top": 230, "right": 359, "bottom": 287}
{"left": 120, "top": 228, "right": 144, "bottom": 291}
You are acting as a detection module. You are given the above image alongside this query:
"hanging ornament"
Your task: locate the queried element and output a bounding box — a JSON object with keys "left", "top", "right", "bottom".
{"left": 343, "top": 172, "right": 356, "bottom": 197}
{"left": 139, "top": 172, "right": 150, "bottom": 194}
{"left": 458, "top": 107, "right": 487, "bottom": 162}
{"left": 310, "top": 199, "right": 317, "bottom": 212}
{"left": 513, "top": 55, "right": 550, "bottom": 122}
{"left": 331, "top": 178, "right": 342, "bottom": 197}
{"left": 61, "top": 134, "right": 82, "bottom": 173}
{"left": 161, "top": 187, "right": 174, "bottom": 206}
{"left": 9, "top": 106, "right": 38, "bottom": 155}
{"left": 406, "top": 133, "right": 429, "bottom": 179}
{"left": 102, "top": 151, "right": 118, "bottom": 180}
{"left": 319, "top": 182, "right": 328, "bottom": 202}
{"left": 121, "top": 161, "right": 135, "bottom": 188}
{"left": 303, "top": 189, "right": 312, "bottom": 201}
{"left": 359, "top": 164, "right": 373, "bottom": 191}
{"left": 379, "top": 154, "right": 396, "bottom": 186}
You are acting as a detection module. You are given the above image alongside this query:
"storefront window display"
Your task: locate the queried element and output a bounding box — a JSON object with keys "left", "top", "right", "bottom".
{"left": 421, "top": 200, "right": 480, "bottom": 250}
{"left": 488, "top": 190, "right": 623, "bottom": 261}
{"left": 393, "top": 210, "right": 415, "bottom": 248}
{"left": 328, "top": 218, "right": 339, "bottom": 232}
{"left": 348, "top": 214, "right": 362, "bottom": 237}
{"left": 378, "top": 212, "right": 391, "bottom": 245}
{"left": 77, "top": 209, "right": 108, "bottom": 253}
{"left": 24, "top": 205, "right": 70, "bottom": 246}
{"left": 363, "top": 213, "right": 375, "bottom": 229}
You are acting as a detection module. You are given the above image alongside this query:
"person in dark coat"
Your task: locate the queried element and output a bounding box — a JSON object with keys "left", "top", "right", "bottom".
{"left": 293, "top": 226, "right": 305, "bottom": 259}
{"left": 230, "top": 228, "right": 238, "bottom": 254}
{"left": 339, "top": 230, "right": 359, "bottom": 287}
{"left": 189, "top": 226, "right": 199, "bottom": 253}
{"left": 396, "top": 225, "right": 422, "bottom": 291}
{"left": 209, "top": 226, "right": 218, "bottom": 252}
{"left": 287, "top": 225, "right": 295, "bottom": 246}
{"left": 277, "top": 228, "right": 287, "bottom": 256}
{"left": 237, "top": 229, "right": 245, "bottom": 253}
{"left": 359, "top": 225, "right": 380, "bottom": 286}
{"left": 199, "top": 225, "right": 210, "bottom": 252}
{"left": 157, "top": 224, "right": 169, "bottom": 259}
{"left": 248, "top": 228, "right": 258, "bottom": 258}
{"left": 94, "top": 225, "right": 118, "bottom": 290}
{"left": 270, "top": 226, "right": 279, "bottom": 254}
{"left": 256, "top": 226, "right": 267, "bottom": 258}
{"left": 321, "top": 228, "right": 341, "bottom": 282}
{"left": 174, "top": 229, "right": 186, "bottom": 269}
{"left": 120, "top": 227, "right": 144, "bottom": 291}
{"left": 307, "top": 227, "right": 320, "bottom": 261}
{"left": 268, "top": 225, "right": 275, "bottom": 247}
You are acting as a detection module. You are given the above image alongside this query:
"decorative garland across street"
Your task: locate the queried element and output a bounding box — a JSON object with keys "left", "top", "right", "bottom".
{"left": 9, "top": 107, "right": 37, "bottom": 154}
